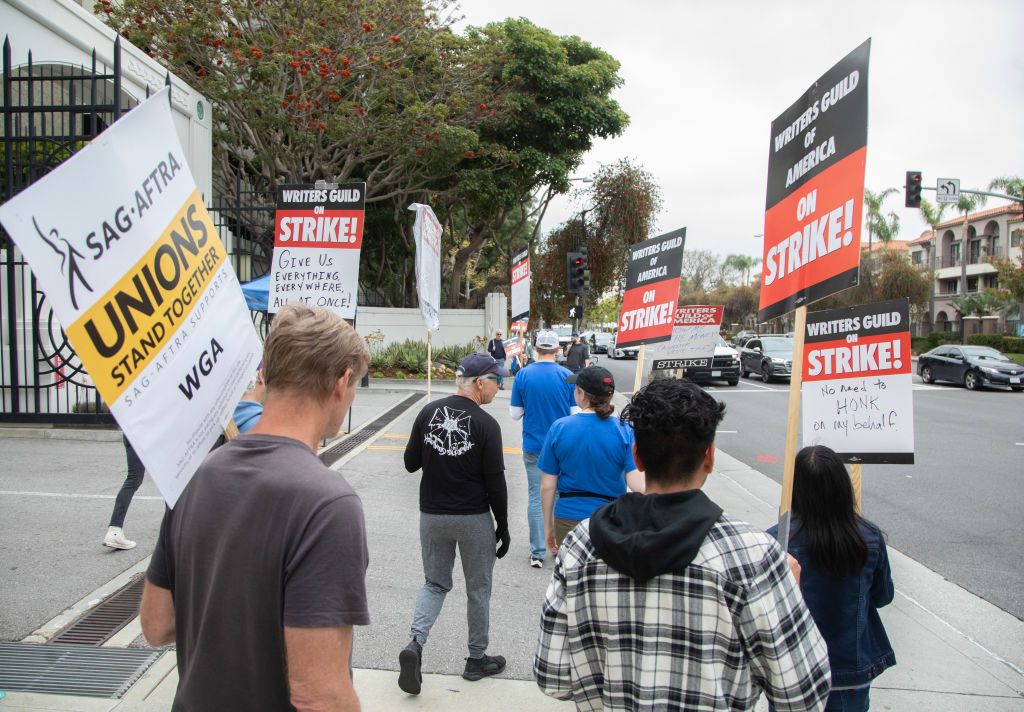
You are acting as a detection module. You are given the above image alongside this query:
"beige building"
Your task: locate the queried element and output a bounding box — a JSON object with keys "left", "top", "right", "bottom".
{"left": 908, "top": 204, "right": 1024, "bottom": 337}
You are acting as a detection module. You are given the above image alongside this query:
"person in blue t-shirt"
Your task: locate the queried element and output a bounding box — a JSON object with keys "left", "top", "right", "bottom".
{"left": 510, "top": 330, "right": 577, "bottom": 568}
{"left": 538, "top": 366, "right": 644, "bottom": 552}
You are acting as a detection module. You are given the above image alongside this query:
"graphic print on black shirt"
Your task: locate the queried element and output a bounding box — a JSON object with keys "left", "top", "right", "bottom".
{"left": 426, "top": 405, "right": 474, "bottom": 456}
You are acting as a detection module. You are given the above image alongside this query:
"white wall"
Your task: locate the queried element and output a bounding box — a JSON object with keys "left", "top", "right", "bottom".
{"left": 356, "top": 307, "right": 487, "bottom": 349}
{"left": 1, "top": 0, "right": 213, "bottom": 199}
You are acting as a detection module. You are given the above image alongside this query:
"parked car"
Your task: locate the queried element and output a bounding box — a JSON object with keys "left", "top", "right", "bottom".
{"left": 731, "top": 330, "right": 758, "bottom": 347}
{"left": 739, "top": 335, "right": 794, "bottom": 383}
{"left": 610, "top": 336, "right": 640, "bottom": 360}
{"left": 918, "top": 345, "right": 1024, "bottom": 391}
{"left": 653, "top": 337, "right": 741, "bottom": 386}
{"left": 590, "top": 332, "right": 614, "bottom": 354}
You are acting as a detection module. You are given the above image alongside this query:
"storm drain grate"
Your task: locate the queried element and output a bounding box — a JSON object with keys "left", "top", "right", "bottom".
{"left": 0, "top": 642, "right": 162, "bottom": 698}
{"left": 50, "top": 576, "right": 145, "bottom": 646}
{"left": 320, "top": 392, "right": 424, "bottom": 467}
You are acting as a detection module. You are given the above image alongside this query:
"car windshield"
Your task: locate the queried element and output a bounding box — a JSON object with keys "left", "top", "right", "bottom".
{"left": 761, "top": 337, "right": 793, "bottom": 353}
{"left": 554, "top": 326, "right": 572, "bottom": 337}
{"left": 595, "top": 333, "right": 613, "bottom": 344}
{"left": 962, "top": 346, "right": 1010, "bottom": 361}
{"left": 716, "top": 336, "right": 730, "bottom": 347}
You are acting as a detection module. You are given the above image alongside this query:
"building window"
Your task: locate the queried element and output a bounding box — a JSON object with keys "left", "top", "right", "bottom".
{"left": 967, "top": 277, "right": 979, "bottom": 293}
{"left": 1012, "top": 229, "right": 1022, "bottom": 248}
{"left": 912, "top": 251, "right": 922, "bottom": 265}
{"left": 992, "top": 237, "right": 1000, "bottom": 257}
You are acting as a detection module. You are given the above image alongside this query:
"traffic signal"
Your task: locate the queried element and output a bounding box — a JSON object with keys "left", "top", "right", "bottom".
{"left": 905, "top": 171, "right": 922, "bottom": 208}
{"left": 566, "top": 251, "right": 582, "bottom": 293}
{"left": 578, "top": 246, "right": 591, "bottom": 291}
{"left": 566, "top": 248, "right": 592, "bottom": 293}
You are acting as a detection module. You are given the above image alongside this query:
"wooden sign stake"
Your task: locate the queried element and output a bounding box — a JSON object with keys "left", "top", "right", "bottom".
{"left": 633, "top": 344, "right": 646, "bottom": 393}
{"left": 850, "top": 463, "right": 863, "bottom": 514}
{"left": 427, "top": 329, "right": 433, "bottom": 400}
{"left": 777, "top": 305, "right": 807, "bottom": 552}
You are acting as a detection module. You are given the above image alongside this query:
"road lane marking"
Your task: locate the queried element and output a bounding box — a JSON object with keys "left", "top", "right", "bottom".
{"left": 0, "top": 490, "right": 163, "bottom": 500}
{"left": 743, "top": 381, "right": 777, "bottom": 391}
{"left": 716, "top": 430, "right": 737, "bottom": 434}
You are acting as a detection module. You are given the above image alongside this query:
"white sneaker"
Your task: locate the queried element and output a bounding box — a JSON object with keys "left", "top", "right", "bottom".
{"left": 103, "top": 527, "right": 137, "bottom": 550}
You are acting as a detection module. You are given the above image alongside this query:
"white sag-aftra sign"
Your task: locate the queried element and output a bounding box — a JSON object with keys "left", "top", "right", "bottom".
{"left": 0, "top": 88, "right": 262, "bottom": 507}
{"left": 410, "top": 203, "right": 442, "bottom": 331}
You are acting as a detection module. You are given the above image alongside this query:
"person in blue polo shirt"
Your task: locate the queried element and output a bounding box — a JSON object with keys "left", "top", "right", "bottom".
{"left": 510, "top": 330, "right": 577, "bottom": 568}
{"left": 538, "top": 366, "right": 644, "bottom": 551}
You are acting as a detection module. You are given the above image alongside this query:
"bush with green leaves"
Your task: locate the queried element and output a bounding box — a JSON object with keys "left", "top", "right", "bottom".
{"left": 368, "top": 339, "right": 479, "bottom": 374}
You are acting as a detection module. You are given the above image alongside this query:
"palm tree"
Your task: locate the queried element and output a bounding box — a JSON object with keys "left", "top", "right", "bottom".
{"left": 723, "top": 254, "right": 761, "bottom": 285}
{"left": 863, "top": 188, "right": 901, "bottom": 290}
{"left": 988, "top": 175, "right": 1023, "bottom": 199}
{"left": 918, "top": 199, "right": 947, "bottom": 332}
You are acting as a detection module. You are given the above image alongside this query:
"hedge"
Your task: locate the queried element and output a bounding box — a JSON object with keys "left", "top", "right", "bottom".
{"left": 966, "top": 334, "right": 1024, "bottom": 353}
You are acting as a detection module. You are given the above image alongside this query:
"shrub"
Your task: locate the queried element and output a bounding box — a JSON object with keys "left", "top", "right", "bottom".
{"left": 967, "top": 334, "right": 1006, "bottom": 351}
{"left": 910, "top": 337, "right": 929, "bottom": 355}
{"left": 925, "top": 331, "right": 959, "bottom": 350}
{"left": 1003, "top": 336, "right": 1024, "bottom": 353}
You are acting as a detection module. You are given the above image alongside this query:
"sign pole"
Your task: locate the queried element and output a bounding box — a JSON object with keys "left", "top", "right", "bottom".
{"left": 633, "top": 344, "right": 646, "bottom": 392}
{"left": 850, "top": 463, "right": 863, "bottom": 514}
{"left": 223, "top": 420, "right": 240, "bottom": 441}
{"left": 777, "top": 305, "right": 807, "bottom": 552}
{"left": 427, "top": 330, "right": 433, "bottom": 400}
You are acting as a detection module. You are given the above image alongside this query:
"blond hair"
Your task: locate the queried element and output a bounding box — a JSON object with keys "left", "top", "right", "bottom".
{"left": 261, "top": 303, "right": 369, "bottom": 401}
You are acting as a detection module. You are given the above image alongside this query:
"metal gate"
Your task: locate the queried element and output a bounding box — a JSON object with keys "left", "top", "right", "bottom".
{"left": 0, "top": 36, "right": 134, "bottom": 423}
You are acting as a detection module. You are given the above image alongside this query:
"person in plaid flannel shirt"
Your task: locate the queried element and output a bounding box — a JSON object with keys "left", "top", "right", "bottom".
{"left": 535, "top": 378, "right": 831, "bottom": 711}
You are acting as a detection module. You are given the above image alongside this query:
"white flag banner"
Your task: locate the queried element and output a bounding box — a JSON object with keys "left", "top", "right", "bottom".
{"left": 0, "top": 88, "right": 262, "bottom": 507}
{"left": 410, "top": 203, "right": 442, "bottom": 331}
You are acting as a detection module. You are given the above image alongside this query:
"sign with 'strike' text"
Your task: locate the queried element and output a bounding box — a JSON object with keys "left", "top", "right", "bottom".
{"left": 616, "top": 228, "right": 686, "bottom": 350}
{"left": 801, "top": 298, "right": 914, "bottom": 464}
{"left": 511, "top": 249, "right": 530, "bottom": 324}
{"left": 651, "top": 305, "right": 724, "bottom": 371}
{"left": 758, "top": 39, "right": 871, "bottom": 322}
{"left": 0, "top": 88, "right": 262, "bottom": 507}
{"left": 268, "top": 182, "right": 365, "bottom": 318}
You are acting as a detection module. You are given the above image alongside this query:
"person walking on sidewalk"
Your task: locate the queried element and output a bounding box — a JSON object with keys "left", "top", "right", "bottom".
{"left": 768, "top": 445, "right": 896, "bottom": 712}
{"left": 563, "top": 332, "right": 590, "bottom": 374}
{"left": 486, "top": 330, "right": 507, "bottom": 389}
{"left": 510, "top": 330, "right": 578, "bottom": 569}
{"left": 539, "top": 366, "right": 644, "bottom": 554}
{"left": 399, "top": 353, "right": 511, "bottom": 695}
{"left": 103, "top": 435, "right": 145, "bottom": 550}
{"left": 141, "top": 304, "right": 371, "bottom": 712}
{"left": 535, "top": 379, "right": 831, "bottom": 711}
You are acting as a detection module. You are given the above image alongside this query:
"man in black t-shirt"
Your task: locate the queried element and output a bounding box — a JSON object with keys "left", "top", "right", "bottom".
{"left": 486, "top": 330, "right": 507, "bottom": 389}
{"left": 398, "top": 353, "right": 510, "bottom": 695}
{"left": 141, "top": 304, "right": 370, "bottom": 711}
{"left": 564, "top": 332, "right": 591, "bottom": 373}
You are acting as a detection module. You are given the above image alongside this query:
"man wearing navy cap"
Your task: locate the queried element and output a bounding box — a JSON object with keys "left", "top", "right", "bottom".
{"left": 564, "top": 332, "right": 590, "bottom": 374}
{"left": 399, "top": 353, "right": 511, "bottom": 695}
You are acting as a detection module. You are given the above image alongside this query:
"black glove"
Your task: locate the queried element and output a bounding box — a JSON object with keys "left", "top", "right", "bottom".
{"left": 495, "top": 526, "right": 511, "bottom": 559}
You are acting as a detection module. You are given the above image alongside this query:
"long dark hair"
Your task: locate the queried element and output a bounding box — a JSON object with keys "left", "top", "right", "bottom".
{"left": 792, "top": 445, "right": 869, "bottom": 578}
{"left": 587, "top": 391, "right": 615, "bottom": 420}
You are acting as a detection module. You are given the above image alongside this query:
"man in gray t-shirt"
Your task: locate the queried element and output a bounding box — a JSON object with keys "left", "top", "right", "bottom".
{"left": 141, "top": 304, "right": 370, "bottom": 711}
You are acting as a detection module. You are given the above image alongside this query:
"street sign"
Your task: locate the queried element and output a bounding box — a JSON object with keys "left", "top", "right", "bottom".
{"left": 936, "top": 178, "right": 960, "bottom": 204}
{"left": 568, "top": 304, "right": 583, "bottom": 320}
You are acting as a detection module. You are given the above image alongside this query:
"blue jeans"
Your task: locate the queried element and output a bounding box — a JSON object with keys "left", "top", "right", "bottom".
{"left": 522, "top": 453, "right": 546, "bottom": 560}
{"left": 495, "top": 358, "right": 506, "bottom": 387}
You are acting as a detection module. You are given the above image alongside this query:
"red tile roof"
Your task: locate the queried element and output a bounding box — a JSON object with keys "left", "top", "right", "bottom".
{"left": 934, "top": 203, "right": 1024, "bottom": 229}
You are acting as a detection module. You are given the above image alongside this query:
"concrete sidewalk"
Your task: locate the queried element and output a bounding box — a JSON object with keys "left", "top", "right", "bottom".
{"left": 1, "top": 381, "right": 1023, "bottom": 710}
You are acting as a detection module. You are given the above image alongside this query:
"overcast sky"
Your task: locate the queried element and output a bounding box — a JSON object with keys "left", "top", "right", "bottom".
{"left": 454, "top": 0, "right": 1024, "bottom": 260}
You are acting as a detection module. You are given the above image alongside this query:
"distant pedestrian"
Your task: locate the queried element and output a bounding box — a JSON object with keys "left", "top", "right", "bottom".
{"left": 399, "top": 353, "right": 511, "bottom": 695}
{"left": 768, "top": 445, "right": 896, "bottom": 712}
{"left": 510, "top": 330, "right": 578, "bottom": 568}
{"left": 487, "top": 330, "right": 507, "bottom": 389}
{"left": 539, "top": 366, "right": 644, "bottom": 553}
{"left": 141, "top": 303, "right": 370, "bottom": 711}
{"left": 564, "top": 332, "right": 590, "bottom": 373}
{"left": 535, "top": 378, "right": 830, "bottom": 710}
{"left": 103, "top": 435, "right": 144, "bottom": 550}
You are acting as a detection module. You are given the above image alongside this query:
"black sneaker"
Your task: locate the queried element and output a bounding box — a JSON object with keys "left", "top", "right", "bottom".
{"left": 530, "top": 557, "right": 543, "bottom": 569}
{"left": 462, "top": 654, "right": 506, "bottom": 681}
{"left": 398, "top": 640, "right": 422, "bottom": 695}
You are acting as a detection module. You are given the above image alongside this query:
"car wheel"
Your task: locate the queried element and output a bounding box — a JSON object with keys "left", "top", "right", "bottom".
{"left": 740, "top": 365, "right": 749, "bottom": 378}
{"left": 728, "top": 379, "right": 739, "bottom": 387}
{"left": 920, "top": 366, "right": 933, "bottom": 384}
{"left": 964, "top": 370, "right": 980, "bottom": 391}
{"left": 1012, "top": 386, "right": 1023, "bottom": 392}
{"left": 761, "top": 363, "right": 772, "bottom": 383}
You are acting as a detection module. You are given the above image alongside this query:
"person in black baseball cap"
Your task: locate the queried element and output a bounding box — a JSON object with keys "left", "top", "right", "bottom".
{"left": 537, "top": 366, "right": 645, "bottom": 553}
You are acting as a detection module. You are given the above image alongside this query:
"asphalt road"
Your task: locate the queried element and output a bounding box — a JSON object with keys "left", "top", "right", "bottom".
{"left": 601, "top": 351, "right": 1024, "bottom": 620}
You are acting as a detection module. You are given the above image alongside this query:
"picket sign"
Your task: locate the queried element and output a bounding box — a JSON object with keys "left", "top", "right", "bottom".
{"left": 850, "top": 463, "right": 863, "bottom": 513}
{"left": 777, "top": 306, "right": 807, "bottom": 553}
{"left": 632, "top": 345, "right": 647, "bottom": 393}
{"left": 427, "top": 330, "right": 433, "bottom": 400}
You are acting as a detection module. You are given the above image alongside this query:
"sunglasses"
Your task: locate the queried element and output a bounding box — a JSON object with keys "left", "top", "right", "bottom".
{"left": 478, "top": 375, "right": 500, "bottom": 382}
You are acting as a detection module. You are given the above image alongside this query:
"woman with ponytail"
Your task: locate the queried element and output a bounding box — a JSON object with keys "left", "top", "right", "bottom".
{"left": 769, "top": 445, "right": 896, "bottom": 711}
{"left": 538, "top": 366, "right": 645, "bottom": 556}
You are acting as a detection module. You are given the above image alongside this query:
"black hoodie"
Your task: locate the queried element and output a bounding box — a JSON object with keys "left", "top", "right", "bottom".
{"left": 589, "top": 490, "right": 723, "bottom": 582}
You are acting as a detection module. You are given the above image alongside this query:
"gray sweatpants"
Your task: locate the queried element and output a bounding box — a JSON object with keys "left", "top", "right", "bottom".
{"left": 410, "top": 512, "right": 495, "bottom": 658}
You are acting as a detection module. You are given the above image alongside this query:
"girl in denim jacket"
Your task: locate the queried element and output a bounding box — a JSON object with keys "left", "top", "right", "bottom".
{"left": 769, "top": 445, "right": 896, "bottom": 712}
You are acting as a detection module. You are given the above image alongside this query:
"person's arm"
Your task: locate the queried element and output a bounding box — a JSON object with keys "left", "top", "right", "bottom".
{"left": 404, "top": 414, "right": 423, "bottom": 473}
{"left": 509, "top": 377, "right": 525, "bottom": 421}
{"left": 738, "top": 541, "right": 831, "bottom": 711}
{"left": 534, "top": 545, "right": 573, "bottom": 700}
{"left": 870, "top": 532, "right": 895, "bottom": 608}
{"left": 583, "top": 345, "right": 591, "bottom": 367}
{"left": 625, "top": 469, "right": 645, "bottom": 494}
{"left": 541, "top": 473, "right": 559, "bottom": 553}
{"left": 482, "top": 418, "right": 510, "bottom": 556}
{"left": 285, "top": 626, "right": 361, "bottom": 711}
{"left": 140, "top": 580, "right": 175, "bottom": 646}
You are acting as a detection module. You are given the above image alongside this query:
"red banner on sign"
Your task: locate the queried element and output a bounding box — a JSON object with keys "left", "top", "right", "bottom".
{"left": 674, "top": 305, "right": 725, "bottom": 327}
{"left": 273, "top": 209, "right": 364, "bottom": 249}
{"left": 617, "top": 278, "right": 680, "bottom": 348}
{"left": 803, "top": 331, "right": 911, "bottom": 382}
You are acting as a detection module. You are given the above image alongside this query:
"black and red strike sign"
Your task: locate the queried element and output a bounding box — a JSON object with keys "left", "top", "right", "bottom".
{"left": 616, "top": 228, "right": 686, "bottom": 350}
{"left": 274, "top": 183, "right": 366, "bottom": 249}
{"left": 758, "top": 39, "right": 870, "bottom": 323}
